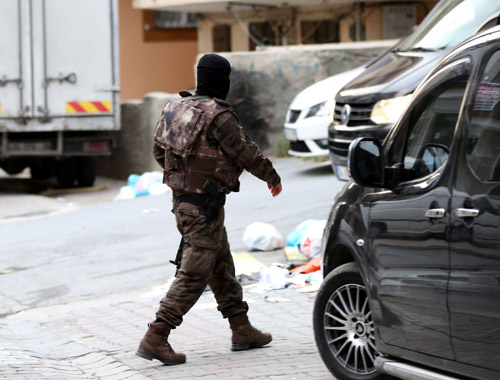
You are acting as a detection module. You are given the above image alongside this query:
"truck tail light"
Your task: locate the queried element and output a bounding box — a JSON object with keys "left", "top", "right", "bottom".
{"left": 84, "top": 140, "right": 110, "bottom": 153}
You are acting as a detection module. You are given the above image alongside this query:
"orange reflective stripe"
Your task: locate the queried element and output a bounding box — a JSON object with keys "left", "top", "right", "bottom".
{"left": 66, "top": 101, "right": 112, "bottom": 113}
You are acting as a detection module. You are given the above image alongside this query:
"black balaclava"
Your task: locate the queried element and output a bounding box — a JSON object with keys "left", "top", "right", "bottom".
{"left": 196, "top": 54, "right": 231, "bottom": 100}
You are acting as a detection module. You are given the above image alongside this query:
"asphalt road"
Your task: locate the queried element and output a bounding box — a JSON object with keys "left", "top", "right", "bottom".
{"left": 0, "top": 158, "right": 345, "bottom": 314}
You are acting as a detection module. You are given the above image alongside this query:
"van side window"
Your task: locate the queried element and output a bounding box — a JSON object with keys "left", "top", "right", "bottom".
{"left": 400, "top": 78, "right": 468, "bottom": 181}
{"left": 467, "top": 51, "right": 500, "bottom": 182}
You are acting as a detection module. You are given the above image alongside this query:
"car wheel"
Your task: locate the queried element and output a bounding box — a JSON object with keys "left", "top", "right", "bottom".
{"left": 313, "top": 262, "right": 381, "bottom": 380}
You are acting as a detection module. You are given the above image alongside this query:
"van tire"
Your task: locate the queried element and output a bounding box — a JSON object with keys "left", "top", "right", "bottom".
{"left": 313, "top": 262, "right": 383, "bottom": 380}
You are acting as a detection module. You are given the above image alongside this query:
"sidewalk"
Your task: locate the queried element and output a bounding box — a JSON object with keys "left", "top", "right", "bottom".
{"left": 0, "top": 280, "right": 333, "bottom": 380}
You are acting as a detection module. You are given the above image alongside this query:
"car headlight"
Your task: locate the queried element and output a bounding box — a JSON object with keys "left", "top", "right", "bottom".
{"left": 370, "top": 94, "right": 413, "bottom": 124}
{"left": 305, "top": 101, "right": 331, "bottom": 118}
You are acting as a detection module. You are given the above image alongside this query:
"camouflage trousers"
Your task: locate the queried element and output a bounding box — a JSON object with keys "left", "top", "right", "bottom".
{"left": 156, "top": 200, "right": 248, "bottom": 328}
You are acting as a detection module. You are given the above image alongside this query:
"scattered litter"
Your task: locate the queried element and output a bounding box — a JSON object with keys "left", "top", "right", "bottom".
{"left": 143, "top": 208, "right": 160, "bottom": 214}
{"left": 0, "top": 269, "right": 14, "bottom": 275}
{"left": 287, "top": 219, "right": 326, "bottom": 259}
{"left": 114, "top": 172, "right": 169, "bottom": 200}
{"left": 242, "top": 222, "right": 285, "bottom": 251}
{"left": 237, "top": 273, "right": 260, "bottom": 286}
{"left": 233, "top": 252, "right": 263, "bottom": 276}
{"left": 298, "top": 271, "right": 323, "bottom": 293}
{"left": 265, "top": 296, "right": 291, "bottom": 303}
{"left": 259, "top": 265, "right": 290, "bottom": 289}
{"left": 284, "top": 246, "right": 308, "bottom": 263}
{"left": 291, "top": 257, "right": 321, "bottom": 274}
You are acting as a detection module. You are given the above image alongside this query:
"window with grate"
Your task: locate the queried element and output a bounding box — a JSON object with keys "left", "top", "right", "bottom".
{"left": 153, "top": 11, "right": 197, "bottom": 29}
{"left": 142, "top": 11, "right": 197, "bottom": 42}
{"left": 301, "top": 20, "right": 338, "bottom": 44}
{"left": 213, "top": 24, "right": 231, "bottom": 52}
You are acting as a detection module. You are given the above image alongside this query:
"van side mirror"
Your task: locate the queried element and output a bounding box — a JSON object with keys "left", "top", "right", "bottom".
{"left": 348, "top": 137, "right": 384, "bottom": 187}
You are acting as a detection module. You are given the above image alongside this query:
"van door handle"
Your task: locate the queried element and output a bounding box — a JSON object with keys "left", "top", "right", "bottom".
{"left": 456, "top": 208, "right": 479, "bottom": 218}
{"left": 425, "top": 208, "right": 446, "bottom": 218}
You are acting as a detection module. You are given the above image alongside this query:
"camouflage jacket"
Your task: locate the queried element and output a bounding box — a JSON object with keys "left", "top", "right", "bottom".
{"left": 153, "top": 93, "right": 280, "bottom": 195}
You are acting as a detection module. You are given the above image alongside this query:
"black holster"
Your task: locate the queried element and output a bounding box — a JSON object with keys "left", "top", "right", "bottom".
{"left": 174, "top": 180, "right": 226, "bottom": 221}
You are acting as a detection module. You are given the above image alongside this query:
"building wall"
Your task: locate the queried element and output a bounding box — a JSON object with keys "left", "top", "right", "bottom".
{"left": 197, "top": 1, "right": 438, "bottom": 53}
{"left": 119, "top": 0, "right": 198, "bottom": 100}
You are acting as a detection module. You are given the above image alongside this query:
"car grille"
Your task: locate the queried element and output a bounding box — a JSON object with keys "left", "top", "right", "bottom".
{"left": 290, "top": 140, "right": 310, "bottom": 153}
{"left": 334, "top": 102, "right": 376, "bottom": 127}
{"left": 287, "top": 110, "right": 301, "bottom": 123}
{"left": 328, "top": 137, "right": 351, "bottom": 158}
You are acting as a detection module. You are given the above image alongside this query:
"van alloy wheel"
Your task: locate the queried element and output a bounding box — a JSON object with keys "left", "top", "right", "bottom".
{"left": 324, "top": 283, "right": 377, "bottom": 375}
{"left": 313, "top": 262, "right": 382, "bottom": 380}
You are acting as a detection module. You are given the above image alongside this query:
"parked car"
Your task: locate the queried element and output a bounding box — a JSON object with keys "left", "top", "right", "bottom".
{"left": 328, "top": 0, "right": 500, "bottom": 181}
{"left": 314, "top": 24, "right": 500, "bottom": 380}
{"left": 284, "top": 66, "right": 365, "bottom": 157}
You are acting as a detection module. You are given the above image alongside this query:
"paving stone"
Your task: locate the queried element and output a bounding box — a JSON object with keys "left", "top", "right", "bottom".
{"left": 0, "top": 283, "right": 333, "bottom": 379}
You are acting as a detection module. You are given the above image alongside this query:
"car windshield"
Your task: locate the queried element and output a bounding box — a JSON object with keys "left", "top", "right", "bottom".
{"left": 396, "top": 0, "right": 498, "bottom": 52}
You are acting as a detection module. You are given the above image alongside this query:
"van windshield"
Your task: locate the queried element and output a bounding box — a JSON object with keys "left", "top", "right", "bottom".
{"left": 396, "top": 0, "right": 498, "bottom": 52}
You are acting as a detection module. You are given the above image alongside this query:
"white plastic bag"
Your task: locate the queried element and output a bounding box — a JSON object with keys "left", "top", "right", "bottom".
{"left": 298, "top": 220, "right": 326, "bottom": 258}
{"left": 242, "top": 222, "right": 285, "bottom": 251}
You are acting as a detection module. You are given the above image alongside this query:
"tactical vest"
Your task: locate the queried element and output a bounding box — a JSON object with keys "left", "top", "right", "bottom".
{"left": 153, "top": 97, "right": 243, "bottom": 195}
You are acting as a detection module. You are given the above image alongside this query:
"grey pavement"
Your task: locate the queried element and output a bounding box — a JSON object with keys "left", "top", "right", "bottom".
{"left": 0, "top": 159, "right": 339, "bottom": 379}
{"left": 0, "top": 281, "right": 334, "bottom": 379}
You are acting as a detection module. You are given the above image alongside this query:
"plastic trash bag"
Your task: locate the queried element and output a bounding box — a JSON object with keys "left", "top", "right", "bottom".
{"left": 299, "top": 220, "right": 326, "bottom": 258}
{"left": 242, "top": 222, "right": 285, "bottom": 251}
{"left": 286, "top": 219, "right": 326, "bottom": 258}
{"left": 115, "top": 171, "right": 168, "bottom": 200}
{"left": 286, "top": 219, "right": 324, "bottom": 247}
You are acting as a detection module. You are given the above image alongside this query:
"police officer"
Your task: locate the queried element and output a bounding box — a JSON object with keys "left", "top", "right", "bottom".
{"left": 136, "top": 53, "right": 282, "bottom": 365}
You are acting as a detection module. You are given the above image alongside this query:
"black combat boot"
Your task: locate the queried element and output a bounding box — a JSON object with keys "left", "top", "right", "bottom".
{"left": 229, "top": 313, "right": 272, "bottom": 351}
{"left": 136, "top": 322, "right": 186, "bottom": 365}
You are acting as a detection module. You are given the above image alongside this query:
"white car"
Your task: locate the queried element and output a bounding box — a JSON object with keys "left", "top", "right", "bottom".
{"left": 284, "top": 66, "right": 365, "bottom": 157}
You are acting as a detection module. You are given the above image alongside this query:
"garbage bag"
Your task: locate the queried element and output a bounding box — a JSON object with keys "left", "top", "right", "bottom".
{"left": 299, "top": 220, "right": 326, "bottom": 258}
{"left": 116, "top": 171, "right": 168, "bottom": 200}
{"left": 242, "top": 222, "right": 285, "bottom": 251}
{"left": 286, "top": 219, "right": 324, "bottom": 247}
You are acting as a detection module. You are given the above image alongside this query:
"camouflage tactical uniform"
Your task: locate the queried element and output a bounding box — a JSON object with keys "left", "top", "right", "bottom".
{"left": 152, "top": 92, "right": 280, "bottom": 329}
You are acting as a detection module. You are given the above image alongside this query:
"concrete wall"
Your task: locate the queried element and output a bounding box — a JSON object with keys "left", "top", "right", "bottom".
{"left": 220, "top": 40, "right": 394, "bottom": 151}
{"left": 97, "top": 93, "right": 179, "bottom": 179}
{"left": 99, "top": 41, "right": 394, "bottom": 177}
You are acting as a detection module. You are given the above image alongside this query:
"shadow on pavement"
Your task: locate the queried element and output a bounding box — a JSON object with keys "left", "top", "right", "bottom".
{"left": 297, "top": 161, "right": 334, "bottom": 176}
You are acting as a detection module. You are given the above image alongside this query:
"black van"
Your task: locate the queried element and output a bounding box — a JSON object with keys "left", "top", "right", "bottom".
{"left": 328, "top": 0, "right": 500, "bottom": 181}
{"left": 314, "top": 24, "right": 500, "bottom": 380}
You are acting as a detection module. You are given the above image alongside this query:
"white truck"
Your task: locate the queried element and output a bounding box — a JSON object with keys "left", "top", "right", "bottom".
{"left": 0, "top": 0, "right": 119, "bottom": 187}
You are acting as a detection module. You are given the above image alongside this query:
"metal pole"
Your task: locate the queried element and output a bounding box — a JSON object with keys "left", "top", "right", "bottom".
{"left": 355, "top": 2, "right": 362, "bottom": 42}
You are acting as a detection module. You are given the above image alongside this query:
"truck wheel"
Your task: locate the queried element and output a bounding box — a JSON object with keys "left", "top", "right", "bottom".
{"left": 30, "top": 163, "right": 53, "bottom": 180}
{"left": 313, "top": 262, "right": 382, "bottom": 380}
{"left": 76, "top": 157, "right": 96, "bottom": 187}
{"left": 1, "top": 161, "right": 26, "bottom": 175}
{"left": 55, "top": 159, "right": 77, "bottom": 188}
